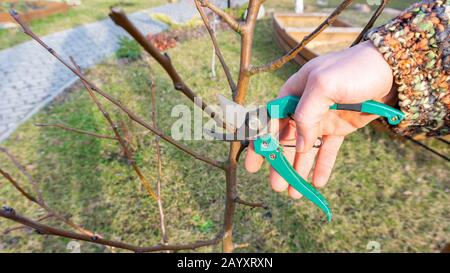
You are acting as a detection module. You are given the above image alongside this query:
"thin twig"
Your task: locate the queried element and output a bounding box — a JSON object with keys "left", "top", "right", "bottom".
{"left": 8, "top": 12, "right": 224, "bottom": 170}
{"left": 108, "top": 8, "right": 227, "bottom": 129}
{"left": 118, "top": 119, "right": 136, "bottom": 153}
{"left": 195, "top": 0, "right": 236, "bottom": 95}
{"left": 0, "top": 207, "right": 223, "bottom": 253}
{"left": 69, "top": 57, "right": 157, "bottom": 201}
{"left": 351, "top": 0, "right": 390, "bottom": 46}
{"left": 234, "top": 243, "right": 250, "bottom": 249}
{"left": 3, "top": 214, "right": 53, "bottom": 234}
{"left": 405, "top": 137, "right": 450, "bottom": 162}
{"left": 234, "top": 197, "right": 268, "bottom": 209}
{"left": 199, "top": 0, "right": 242, "bottom": 34}
{"left": 0, "top": 146, "right": 42, "bottom": 203}
{"left": 249, "top": 0, "right": 354, "bottom": 74}
{"left": 35, "top": 123, "right": 117, "bottom": 140}
{"left": 0, "top": 166, "right": 94, "bottom": 236}
{"left": 0, "top": 168, "right": 38, "bottom": 203}
{"left": 149, "top": 80, "right": 169, "bottom": 245}
{"left": 437, "top": 138, "right": 450, "bottom": 145}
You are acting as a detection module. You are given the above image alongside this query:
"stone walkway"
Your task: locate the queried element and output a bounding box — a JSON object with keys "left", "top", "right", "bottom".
{"left": 0, "top": 0, "right": 246, "bottom": 142}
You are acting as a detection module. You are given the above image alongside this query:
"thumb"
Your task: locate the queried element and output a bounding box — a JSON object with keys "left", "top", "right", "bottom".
{"left": 294, "top": 73, "right": 335, "bottom": 153}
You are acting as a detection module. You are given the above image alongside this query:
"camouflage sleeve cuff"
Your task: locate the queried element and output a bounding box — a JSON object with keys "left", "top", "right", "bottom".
{"left": 366, "top": 0, "right": 449, "bottom": 138}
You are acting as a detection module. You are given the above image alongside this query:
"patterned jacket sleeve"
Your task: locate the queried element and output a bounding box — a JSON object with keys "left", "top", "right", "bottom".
{"left": 366, "top": 0, "right": 449, "bottom": 138}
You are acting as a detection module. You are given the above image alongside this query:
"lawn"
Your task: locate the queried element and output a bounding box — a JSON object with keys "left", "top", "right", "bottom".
{"left": 0, "top": 0, "right": 165, "bottom": 50}
{"left": 1, "top": 7, "right": 449, "bottom": 252}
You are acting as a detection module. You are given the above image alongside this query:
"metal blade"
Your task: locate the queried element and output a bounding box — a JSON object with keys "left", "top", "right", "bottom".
{"left": 218, "top": 95, "right": 249, "bottom": 129}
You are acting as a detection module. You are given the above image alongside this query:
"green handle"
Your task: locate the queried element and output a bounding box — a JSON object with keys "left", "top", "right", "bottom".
{"left": 267, "top": 96, "right": 405, "bottom": 125}
{"left": 259, "top": 96, "right": 405, "bottom": 221}
{"left": 254, "top": 134, "right": 332, "bottom": 221}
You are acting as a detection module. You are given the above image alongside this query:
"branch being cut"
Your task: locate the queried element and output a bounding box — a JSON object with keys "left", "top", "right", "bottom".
{"left": 8, "top": 11, "right": 224, "bottom": 170}
{"left": 35, "top": 123, "right": 117, "bottom": 140}
{"left": 108, "top": 8, "right": 226, "bottom": 129}
{"left": 233, "top": 0, "right": 264, "bottom": 102}
{"left": 351, "top": 0, "right": 390, "bottom": 46}
{"left": 199, "top": 0, "right": 242, "bottom": 34}
{"left": 221, "top": 0, "right": 266, "bottom": 253}
{"left": 195, "top": 0, "right": 236, "bottom": 95}
{"left": 0, "top": 207, "right": 223, "bottom": 253}
{"left": 249, "top": 0, "right": 354, "bottom": 75}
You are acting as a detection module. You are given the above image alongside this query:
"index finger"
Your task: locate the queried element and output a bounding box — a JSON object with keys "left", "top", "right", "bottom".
{"left": 245, "top": 118, "right": 289, "bottom": 173}
{"left": 245, "top": 64, "right": 313, "bottom": 173}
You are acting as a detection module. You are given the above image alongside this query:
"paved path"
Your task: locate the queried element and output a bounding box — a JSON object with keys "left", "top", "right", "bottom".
{"left": 0, "top": 0, "right": 246, "bottom": 142}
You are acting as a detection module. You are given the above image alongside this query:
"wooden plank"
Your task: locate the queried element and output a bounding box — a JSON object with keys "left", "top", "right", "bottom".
{"left": 0, "top": 1, "right": 70, "bottom": 24}
{"left": 272, "top": 12, "right": 360, "bottom": 65}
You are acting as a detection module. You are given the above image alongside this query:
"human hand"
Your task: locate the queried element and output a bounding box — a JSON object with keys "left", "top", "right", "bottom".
{"left": 245, "top": 41, "right": 396, "bottom": 198}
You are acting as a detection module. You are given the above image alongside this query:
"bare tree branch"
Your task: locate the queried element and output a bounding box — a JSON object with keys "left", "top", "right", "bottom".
{"left": 233, "top": 0, "right": 264, "bottom": 102}
{"left": 0, "top": 146, "right": 43, "bottom": 203}
{"left": 7, "top": 11, "right": 225, "bottom": 170}
{"left": 0, "top": 206, "right": 223, "bottom": 253}
{"left": 69, "top": 57, "right": 157, "bottom": 201}
{"left": 221, "top": 0, "right": 265, "bottom": 252}
{"left": 108, "top": 8, "right": 227, "bottom": 129}
{"left": 0, "top": 168, "right": 38, "bottom": 203}
{"left": 249, "top": 0, "right": 354, "bottom": 74}
{"left": 4, "top": 1, "right": 367, "bottom": 253}
{"left": 3, "top": 214, "right": 53, "bottom": 235}
{"left": 199, "top": 0, "right": 242, "bottom": 34}
{"left": 351, "top": 0, "right": 390, "bottom": 46}
{"left": 149, "top": 80, "right": 169, "bottom": 246}
{"left": 0, "top": 165, "right": 94, "bottom": 237}
{"left": 234, "top": 242, "right": 250, "bottom": 249}
{"left": 234, "top": 197, "right": 268, "bottom": 209}
{"left": 35, "top": 123, "right": 117, "bottom": 140}
{"left": 195, "top": 0, "right": 236, "bottom": 95}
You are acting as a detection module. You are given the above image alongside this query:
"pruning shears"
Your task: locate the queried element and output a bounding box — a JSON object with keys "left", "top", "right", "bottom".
{"left": 206, "top": 95, "right": 405, "bottom": 221}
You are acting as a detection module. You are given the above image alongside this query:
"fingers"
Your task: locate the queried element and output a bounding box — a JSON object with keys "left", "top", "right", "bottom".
{"left": 287, "top": 147, "right": 319, "bottom": 199}
{"left": 244, "top": 118, "right": 290, "bottom": 173}
{"left": 312, "top": 135, "right": 344, "bottom": 188}
{"left": 245, "top": 141, "right": 264, "bottom": 173}
{"left": 245, "top": 63, "right": 312, "bottom": 174}
{"left": 268, "top": 121, "right": 297, "bottom": 192}
{"left": 294, "top": 72, "right": 336, "bottom": 153}
{"left": 269, "top": 122, "right": 319, "bottom": 199}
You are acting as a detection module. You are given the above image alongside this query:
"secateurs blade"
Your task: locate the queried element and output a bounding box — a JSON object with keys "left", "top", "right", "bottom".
{"left": 206, "top": 95, "right": 405, "bottom": 221}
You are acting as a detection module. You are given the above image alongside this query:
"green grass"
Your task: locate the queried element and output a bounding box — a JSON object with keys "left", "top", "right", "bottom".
{"left": 115, "top": 36, "right": 142, "bottom": 60}
{"left": 0, "top": 0, "right": 165, "bottom": 50}
{"left": 150, "top": 12, "right": 203, "bottom": 29}
{"left": 1, "top": 15, "right": 449, "bottom": 253}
